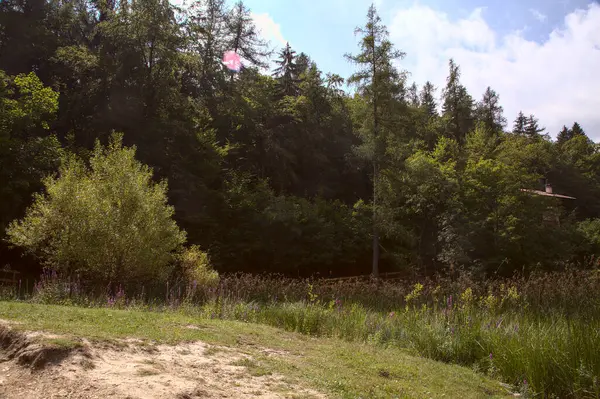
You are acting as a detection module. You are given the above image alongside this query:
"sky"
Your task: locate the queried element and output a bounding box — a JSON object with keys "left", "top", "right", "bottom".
{"left": 175, "top": 0, "right": 600, "bottom": 140}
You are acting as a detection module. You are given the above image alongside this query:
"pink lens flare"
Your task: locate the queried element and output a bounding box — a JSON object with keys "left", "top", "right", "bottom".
{"left": 222, "top": 51, "right": 242, "bottom": 72}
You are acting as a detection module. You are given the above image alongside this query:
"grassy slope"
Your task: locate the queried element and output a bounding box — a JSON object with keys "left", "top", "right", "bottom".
{"left": 0, "top": 301, "right": 512, "bottom": 398}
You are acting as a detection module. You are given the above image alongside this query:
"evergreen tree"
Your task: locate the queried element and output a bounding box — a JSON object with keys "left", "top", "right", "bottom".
{"left": 441, "top": 59, "right": 474, "bottom": 144}
{"left": 188, "top": 0, "right": 228, "bottom": 84}
{"left": 325, "top": 72, "right": 345, "bottom": 96}
{"left": 524, "top": 114, "right": 545, "bottom": 138}
{"left": 557, "top": 125, "right": 571, "bottom": 144}
{"left": 475, "top": 86, "right": 506, "bottom": 134}
{"left": 419, "top": 81, "right": 437, "bottom": 119}
{"left": 226, "top": 1, "right": 270, "bottom": 69}
{"left": 513, "top": 111, "right": 527, "bottom": 135}
{"left": 295, "top": 52, "right": 311, "bottom": 78}
{"left": 272, "top": 42, "right": 299, "bottom": 96}
{"left": 557, "top": 122, "right": 586, "bottom": 145}
{"left": 408, "top": 82, "right": 419, "bottom": 107}
{"left": 571, "top": 122, "right": 586, "bottom": 137}
{"left": 345, "top": 4, "right": 405, "bottom": 277}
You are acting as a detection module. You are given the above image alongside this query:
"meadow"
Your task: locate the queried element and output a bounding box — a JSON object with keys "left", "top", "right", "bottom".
{"left": 3, "top": 265, "right": 600, "bottom": 398}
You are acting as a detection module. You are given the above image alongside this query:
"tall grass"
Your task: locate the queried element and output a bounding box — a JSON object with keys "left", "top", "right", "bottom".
{"left": 3, "top": 265, "right": 600, "bottom": 397}
{"left": 201, "top": 299, "right": 598, "bottom": 397}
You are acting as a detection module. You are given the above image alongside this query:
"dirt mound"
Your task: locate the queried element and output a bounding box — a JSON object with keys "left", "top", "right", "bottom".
{"left": 0, "top": 324, "right": 85, "bottom": 370}
{"left": 0, "top": 324, "right": 324, "bottom": 399}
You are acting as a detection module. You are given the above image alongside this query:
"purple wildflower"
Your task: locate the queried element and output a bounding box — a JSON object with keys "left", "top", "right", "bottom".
{"left": 335, "top": 298, "right": 343, "bottom": 311}
{"left": 489, "top": 352, "right": 493, "bottom": 361}
{"left": 447, "top": 295, "right": 453, "bottom": 309}
{"left": 107, "top": 296, "right": 116, "bottom": 307}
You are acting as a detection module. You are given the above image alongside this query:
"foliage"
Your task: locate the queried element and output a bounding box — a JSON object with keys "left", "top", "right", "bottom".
{"left": 1, "top": 2, "right": 599, "bottom": 396}
{"left": 0, "top": 70, "right": 63, "bottom": 238}
{"left": 177, "top": 245, "right": 219, "bottom": 288}
{"left": 1, "top": 1, "right": 599, "bottom": 278}
{"left": 578, "top": 219, "right": 600, "bottom": 253}
{"left": 6, "top": 133, "right": 186, "bottom": 284}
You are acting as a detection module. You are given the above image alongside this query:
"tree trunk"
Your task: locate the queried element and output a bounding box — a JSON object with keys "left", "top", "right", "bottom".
{"left": 372, "top": 160, "right": 379, "bottom": 278}
{"left": 371, "top": 23, "right": 379, "bottom": 278}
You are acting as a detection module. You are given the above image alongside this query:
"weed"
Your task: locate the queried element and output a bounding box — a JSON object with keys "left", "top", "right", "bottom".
{"left": 136, "top": 367, "right": 161, "bottom": 376}
{"left": 203, "top": 346, "right": 220, "bottom": 356}
{"left": 232, "top": 357, "right": 272, "bottom": 377}
{"left": 41, "top": 337, "right": 82, "bottom": 350}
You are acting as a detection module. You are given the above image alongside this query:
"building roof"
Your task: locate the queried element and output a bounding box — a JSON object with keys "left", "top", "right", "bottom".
{"left": 520, "top": 188, "right": 576, "bottom": 200}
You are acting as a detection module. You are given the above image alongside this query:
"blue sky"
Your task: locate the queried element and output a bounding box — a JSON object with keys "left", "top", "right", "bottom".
{"left": 176, "top": 0, "right": 600, "bottom": 139}
{"left": 249, "top": 0, "right": 594, "bottom": 71}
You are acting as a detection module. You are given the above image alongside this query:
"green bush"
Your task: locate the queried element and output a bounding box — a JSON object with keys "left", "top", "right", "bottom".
{"left": 6, "top": 133, "right": 186, "bottom": 284}
{"left": 578, "top": 219, "right": 600, "bottom": 253}
{"left": 178, "top": 245, "right": 219, "bottom": 288}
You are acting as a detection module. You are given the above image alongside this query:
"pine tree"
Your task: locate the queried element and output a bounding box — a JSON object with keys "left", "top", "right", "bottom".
{"left": 295, "top": 52, "right": 311, "bottom": 78}
{"left": 419, "top": 81, "right": 437, "bottom": 119}
{"left": 345, "top": 4, "right": 405, "bottom": 277}
{"left": 524, "top": 114, "right": 545, "bottom": 138}
{"left": 475, "top": 86, "right": 506, "bottom": 134}
{"left": 571, "top": 122, "right": 585, "bottom": 137}
{"left": 325, "top": 72, "right": 344, "bottom": 96}
{"left": 226, "top": 0, "right": 270, "bottom": 69}
{"left": 512, "top": 111, "right": 527, "bottom": 135}
{"left": 556, "top": 122, "right": 586, "bottom": 145}
{"left": 188, "top": 0, "right": 229, "bottom": 96}
{"left": 442, "top": 59, "right": 474, "bottom": 144}
{"left": 408, "top": 82, "right": 419, "bottom": 107}
{"left": 557, "top": 125, "right": 570, "bottom": 144}
{"left": 272, "top": 42, "right": 299, "bottom": 96}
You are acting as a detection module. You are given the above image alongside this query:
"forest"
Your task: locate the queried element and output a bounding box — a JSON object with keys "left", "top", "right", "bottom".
{"left": 2, "top": 1, "right": 600, "bottom": 397}
{"left": 1, "top": 0, "right": 600, "bottom": 280}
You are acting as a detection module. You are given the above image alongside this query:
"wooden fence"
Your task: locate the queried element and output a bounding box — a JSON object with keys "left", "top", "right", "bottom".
{"left": 320, "top": 271, "right": 405, "bottom": 284}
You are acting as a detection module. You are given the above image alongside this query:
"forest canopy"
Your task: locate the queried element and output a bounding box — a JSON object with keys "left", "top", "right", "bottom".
{"left": 1, "top": 0, "right": 599, "bottom": 279}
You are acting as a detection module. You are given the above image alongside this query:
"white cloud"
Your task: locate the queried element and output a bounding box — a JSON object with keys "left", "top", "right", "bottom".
{"left": 530, "top": 8, "right": 548, "bottom": 22}
{"left": 250, "top": 12, "right": 288, "bottom": 74}
{"left": 389, "top": 3, "right": 600, "bottom": 139}
{"left": 251, "top": 12, "right": 287, "bottom": 48}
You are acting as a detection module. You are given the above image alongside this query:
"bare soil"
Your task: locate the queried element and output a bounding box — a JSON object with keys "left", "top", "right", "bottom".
{"left": 0, "top": 324, "right": 323, "bottom": 399}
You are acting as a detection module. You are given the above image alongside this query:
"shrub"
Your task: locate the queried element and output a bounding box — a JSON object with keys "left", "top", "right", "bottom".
{"left": 578, "top": 219, "right": 600, "bottom": 253}
{"left": 178, "top": 245, "right": 219, "bottom": 288}
{"left": 6, "top": 133, "right": 186, "bottom": 285}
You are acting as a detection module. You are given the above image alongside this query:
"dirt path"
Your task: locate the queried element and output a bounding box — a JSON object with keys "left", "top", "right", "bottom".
{"left": 0, "top": 324, "right": 323, "bottom": 399}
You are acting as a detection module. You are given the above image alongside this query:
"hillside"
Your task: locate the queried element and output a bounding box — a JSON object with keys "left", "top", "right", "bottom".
{"left": 0, "top": 301, "right": 513, "bottom": 399}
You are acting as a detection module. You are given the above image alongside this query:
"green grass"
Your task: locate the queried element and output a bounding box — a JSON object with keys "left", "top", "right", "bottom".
{"left": 38, "top": 336, "right": 83, "bottom": 350}
{"left": 0, "top": 301, "right": 511, "bottom": 399}
{"left": 205, "top": 299, "right": 600, "bottom": 398}
{"left": 231, "top": 357, "right": 272, "bottom": 377}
